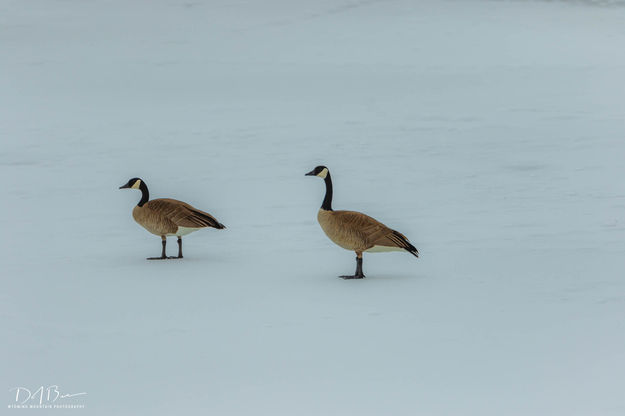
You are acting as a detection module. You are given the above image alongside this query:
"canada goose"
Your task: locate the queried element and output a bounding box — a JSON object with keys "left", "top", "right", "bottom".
{"left": 119, "top": 177, "right": 225, "bottom": 260}
{"left": 305, "top": 166, "right": 418, "bottom": 279}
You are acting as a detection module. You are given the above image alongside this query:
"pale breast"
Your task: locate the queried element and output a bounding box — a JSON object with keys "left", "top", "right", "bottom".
{"left": 317, "top": 209, "right": 370, "bottom": 252}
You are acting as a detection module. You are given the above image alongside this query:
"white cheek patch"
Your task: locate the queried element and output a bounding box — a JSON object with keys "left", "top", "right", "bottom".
{"left": 317, "top": 168, "right": 328, "bottom": 179}
{"left": 131, "top": 180, "right": 141, "bottom": 189}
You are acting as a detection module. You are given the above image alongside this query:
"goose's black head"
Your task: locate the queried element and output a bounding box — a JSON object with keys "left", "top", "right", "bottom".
{"left": 305, "top": 165, "right": 329, "bottom": 179}
{"left": 119, "top": 177, "right": 143, "bottom": 190}
{"left": 306, "top": 165, "right": 333, "bottom": 210}
{"left": 119, "top": 177, "right": 149, "bottom": 206}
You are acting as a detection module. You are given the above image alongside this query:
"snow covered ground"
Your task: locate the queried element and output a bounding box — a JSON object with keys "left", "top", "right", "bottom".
{"left": 2, "top": 0, "right": 625, "bottom": 414}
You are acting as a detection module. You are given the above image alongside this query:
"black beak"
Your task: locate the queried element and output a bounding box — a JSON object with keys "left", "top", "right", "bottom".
{"left": 119, "top": 184, "right": 130, "bottom": 189}
{"left": 305, "top": 170, "right": 316, "bottom": 176}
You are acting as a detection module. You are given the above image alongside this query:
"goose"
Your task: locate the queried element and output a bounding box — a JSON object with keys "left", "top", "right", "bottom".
{"left": 305, "top": 165, "right": 418, "bottom": 279}
{"left": 119, "top": 177, "right": 225, "bottom": 259}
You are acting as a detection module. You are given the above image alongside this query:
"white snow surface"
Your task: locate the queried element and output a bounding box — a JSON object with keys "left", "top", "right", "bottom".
{"left": 2, "top": 0, "right": 625, "bottom": 414}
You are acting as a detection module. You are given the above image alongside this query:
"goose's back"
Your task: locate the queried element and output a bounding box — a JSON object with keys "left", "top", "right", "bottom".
{"left": 317, "top": 209, "right": 416, "bottom": 255}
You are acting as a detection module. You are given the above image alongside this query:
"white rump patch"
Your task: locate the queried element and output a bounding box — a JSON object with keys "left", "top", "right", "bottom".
{"left": 169, "top": 226, "right": 201, "bottom": 237}
{"left": 131, "top": 179, "right": 142, "bottom": 189}
{"left": 317, "top": 167, "right": 328, "bottom": 179}
{"left": 366, "top": 245, "right": 404, "bottom": 253}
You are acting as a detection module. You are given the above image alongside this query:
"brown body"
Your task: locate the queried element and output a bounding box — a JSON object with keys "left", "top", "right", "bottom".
{"left": 132, "top": 198, "right": 224, "bottom": 236}
{"left": 317, "top": 208, "right": 416, "bottom": 255}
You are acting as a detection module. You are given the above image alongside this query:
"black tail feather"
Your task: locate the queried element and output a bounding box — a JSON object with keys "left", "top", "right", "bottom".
{"left": 195, "top": 211, "right": 226, "bottom": 229}
{"left": 405, "top": 243, "right": 419, "bottom": 258}
{"left": 391, "top": 230, "right": 419, "bottom": 258}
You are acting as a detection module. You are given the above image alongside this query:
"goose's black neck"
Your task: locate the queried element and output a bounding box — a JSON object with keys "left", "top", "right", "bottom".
{"left": 137, "top": 182, "right": 149, "bottom": 207}
{"left": 321, "top": 173, "right": 333, "bottom": 211}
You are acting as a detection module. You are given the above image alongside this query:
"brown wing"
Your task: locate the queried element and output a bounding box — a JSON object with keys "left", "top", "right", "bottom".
{"left": 145, "top": 198, "right": 225, "bottom": 229}
{"left": 333, "top": 210, "right": 418, "bottom": 257}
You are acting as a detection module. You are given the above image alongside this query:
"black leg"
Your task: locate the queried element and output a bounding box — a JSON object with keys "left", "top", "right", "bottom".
{"left": 356, "top": 257, "right": 364, "bottom": 277}
{"left": 340, "top": 254, "right": 366, "bottom": 279}
{"left": 147, "top": 237, "right": 175, "bottom": 260}
{"left": 177, "top": 237, "right": 183, "bottom": 258}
